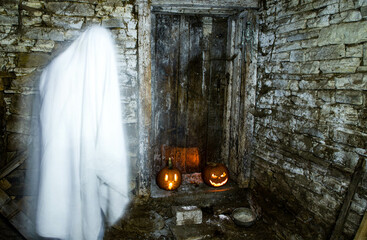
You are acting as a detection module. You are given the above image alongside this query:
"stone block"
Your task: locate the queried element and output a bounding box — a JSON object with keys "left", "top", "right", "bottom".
{"left": 172, "top": 206, "right": 202, "bottom": 226}
{"left": 350, "top": 193, "right": 367, "bottom": 215}
{"left": 336, "top": 90, "right": 363, "bottom": 105}
{"left": 318, "top": 22, "right": 367, "bottom": 46}
{"left": 6, "top": 115, "right": 31, "bottom": 134}
{"left": 22, "top": 1, "right": 43, "bottom": 9}
{"left": 319, "top": 58, "right": 360, "bottom": 73}
{"left": 300, "top": 61, "right": 320, "bottom": 74}
{"left": 276, "top": 41, "right": 302, "bottom": 52}
{"left": 330, "top": 10, "right": 362, "bottom": 24}
{"left": 308, "top": 44, "right": 345, "bottom": 61}
{"left": 111, "top": 6, "right": 134, "bottom": 19}
{"left": 0, "top": 15, "right": 18, "bottom": 26}
{"left": 357, "top": 66, "right": 367, "bottom": 72}
{"left": 18, "top": 52, "right": 50, "bottom": 68}
{"left": 278, "top": 20, "right": 306, "bottom": 34}
{"left": 340, "top": 0, "right": 358, "bottom": 11}
{"left": 344, "top": 10, "right": 362, "bottom": 22}
{"left": 51, "top": 16, "right": 84, "bottom": 30}
{"left": 9, "top": 94, "right": 34, "bottom": 116}
{"left": 322, "top": 103, "right": 359, "bottom": 123}
{"left": 102, "top": 17, "right": 125, "bottom": 28}
{"left": 346, "top": 44, "right": 363, "bottom": 58}
{"left": 290, "top": 50, "right": 304, "bottom": 62}
{"left": 318, "top": 3, "right": 339, "bottom": 16}
{"left": 307, "top": 15, "right": 330, "bottom": 28}
{"left": 335, "top": 74, "right": 367, "bottom": 90}
{"left": 22, "top": 16, "right": 42, "bottom": 26}
{"left": 362, "top": 6, "right": 367, "bottom": 18}
{"left": 332, "top": 128, "right": 367, "bottom": 149}
{"left": 46, "top": 2, "right": 95, "bottom": 17}
{"left": 7, "top": 133, "right": 29, "bottom": 152}
{"left": 317, "top": 90, "right": 335, "bottom": 103}
{"left": 31, "top": 40, "right": 55, "bottom": 52}
{"left": 281, "top": 62, "right": 301, "bottom": 74}
{"left": 363, "top": 43, "right": 367, "bottom": 65}
{"left": 357, "top": 0, "right": 367, "bottom": 7}
{"left": 23, "top": 27, "right": 65, "bottom": 41}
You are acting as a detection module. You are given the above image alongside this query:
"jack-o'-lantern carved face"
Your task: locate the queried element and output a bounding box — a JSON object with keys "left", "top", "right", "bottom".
{"left": 156, "top": 158, "right": 182, "bottom": 191}
{"left": 202, "top": 162, "right": 229, "bottom": 187}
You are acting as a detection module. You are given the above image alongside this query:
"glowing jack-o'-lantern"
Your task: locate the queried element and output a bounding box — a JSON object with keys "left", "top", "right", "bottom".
{"left": 156, "top": 158, "right": 182, "bottom": 191}
{"left": 202, "top": 162, "right": 229, "bottom": 187}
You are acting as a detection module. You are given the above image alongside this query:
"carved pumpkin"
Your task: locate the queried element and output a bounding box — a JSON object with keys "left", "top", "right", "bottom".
{"left": 156, "top": 158, "right": 182, "bottom": 190}
{"left": 202, "top": 162, "right": 229, "bottom": 187}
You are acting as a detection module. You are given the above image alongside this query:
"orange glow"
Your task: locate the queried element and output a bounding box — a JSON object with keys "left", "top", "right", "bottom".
{"left": 168, "top": 182, "right": 173, "bottom": 189}
{"left": 162, "top": 146, "right": 200, "bottom": 173}
{"left": 209, "top": 178, "right": 228, "bottom": 187}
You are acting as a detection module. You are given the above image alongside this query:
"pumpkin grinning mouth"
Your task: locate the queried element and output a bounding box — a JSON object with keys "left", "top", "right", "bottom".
{"left": 209, "top": 178, "right": 228, "bottom": 187}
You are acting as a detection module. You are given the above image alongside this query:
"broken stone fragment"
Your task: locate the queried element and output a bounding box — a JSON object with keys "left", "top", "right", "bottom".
{"left": 172, "top": 206, "right": 202, "bottom": 226}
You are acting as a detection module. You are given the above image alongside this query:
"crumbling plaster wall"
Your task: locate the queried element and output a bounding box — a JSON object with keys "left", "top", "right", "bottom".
{"left": 253, "top": 0, "right": 367, "bottom": 238}
{"left": 0, "top": 0, "right": 139, "bottom": 193}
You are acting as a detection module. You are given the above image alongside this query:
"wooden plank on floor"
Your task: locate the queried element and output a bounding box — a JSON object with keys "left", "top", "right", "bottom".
{"left": 330, "top": 157, "right": 366, "bottom": 240}
{"left": 0, "top": 188, "right": 37, "bottom": 240}
{"left": 0, "top": 151, "right": 27, "bottom": 179}
{"left": 354, "top": 211, "right": 367, "bottom": 240}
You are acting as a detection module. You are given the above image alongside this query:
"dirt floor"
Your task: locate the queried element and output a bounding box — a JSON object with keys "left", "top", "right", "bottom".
{"left": 104, "top": 187, "right": 278, "bottom": 240}
{"left": 0, "top": 184, "right": 282, "bottom": 240}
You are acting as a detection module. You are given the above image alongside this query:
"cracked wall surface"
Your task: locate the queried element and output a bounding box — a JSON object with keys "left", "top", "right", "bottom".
{"left": 253, "top": 0, "right": 367, "bottom": 239}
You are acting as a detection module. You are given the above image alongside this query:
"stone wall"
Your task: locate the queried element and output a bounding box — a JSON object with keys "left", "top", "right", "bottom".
{"left": 0, "top": 0, "right": 139, "bottom": 193}
{"left": 254, "top": 0, "right": 367, "bottom": 238}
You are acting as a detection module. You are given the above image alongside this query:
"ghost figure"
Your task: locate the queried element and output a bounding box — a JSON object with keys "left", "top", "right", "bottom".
{"left": 35, "top": 26, "right": 129, "bottom": 240}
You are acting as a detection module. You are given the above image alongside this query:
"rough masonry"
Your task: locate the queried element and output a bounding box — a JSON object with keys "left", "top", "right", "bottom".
{"left": 0, "top": 0, "right": 139, "bottom": 193}
{"left": 253, "top": 0, "right": 367, "bottom": 238}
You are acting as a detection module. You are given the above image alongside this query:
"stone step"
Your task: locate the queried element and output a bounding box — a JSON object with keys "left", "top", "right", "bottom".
{"left": 151, "top": 180, "right": 247, "bottom": 207}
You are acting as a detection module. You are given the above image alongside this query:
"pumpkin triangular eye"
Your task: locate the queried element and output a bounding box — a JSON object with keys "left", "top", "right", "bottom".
{"left": 221, "top": 172, "right": 226, "bottom": 177}
{"left": 211, "top": 173, "right": 218, "bottom": 178}
{"left": 165, "top": 174, "right": 168, "bottom": 181}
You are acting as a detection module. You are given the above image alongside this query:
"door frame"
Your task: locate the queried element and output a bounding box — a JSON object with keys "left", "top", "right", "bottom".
{"left": 135, "top": 0, "right": 258, "bottom": 196}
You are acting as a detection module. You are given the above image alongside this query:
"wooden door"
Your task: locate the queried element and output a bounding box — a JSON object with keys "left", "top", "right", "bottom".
{"left": 151, "top": 14, "right": 228, "bottom": 174}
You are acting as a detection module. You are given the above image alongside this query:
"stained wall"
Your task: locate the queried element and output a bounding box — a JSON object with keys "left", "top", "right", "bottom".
{"left": 253, "top": 0, "right": 367, "bottom": 238}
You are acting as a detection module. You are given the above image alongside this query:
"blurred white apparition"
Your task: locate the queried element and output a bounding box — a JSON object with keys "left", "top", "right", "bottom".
{"left": 35, "top": 26, "right": 129, "bottom": 240}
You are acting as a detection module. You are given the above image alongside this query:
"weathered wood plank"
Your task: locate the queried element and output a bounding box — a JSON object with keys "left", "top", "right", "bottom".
{"left": 176, "top": 15, "right": 190, "bottom": 170}
{"left": 186, "top": 16, "right": 204, "bottom": 173}
{"left": 151, "top": 0, "right": 259, "bottom": 9}
{"left": 201, "top": 16, "right": 212, "bottom": 166}
{"left": 238, "top": 10, "right": 258, "bottom": 187}
{"left": 0, "top": 188, "right": 37, "bottom": 239}
{"left": 330, "top": 157, "right": 366, "bottom": 240}
{"left": 154, "top": 14, "right": 173, "bottom": 172}
{"left": 167, "top": 14, "right": 180, "bottom": 159}
{"left": 0, "top": 150, "right": 27, "bottom": 179}
{"left": 151, "top": 6, "right": 245, "bottom": 16}
{"left": 228, "top": 15, "right": 243, "bottom": 177}
{"left": 137, "top": 0, "right": 152, "bottom": 197}
{"left": 354, "top": 211, "right": 367, "bottom": 240}
{"left": 237, "top": 12, "right": 250, "bottom": 187}
{"left": 221, "top": 17, "right": 235, "bottom": 168}
{"left": 206, "top": 17, "right": 227, "bottom": 164}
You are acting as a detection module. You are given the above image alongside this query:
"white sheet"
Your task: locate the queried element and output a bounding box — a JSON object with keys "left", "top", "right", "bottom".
{"left": 35, "top": 26, "right": 129, "bottom": 240}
